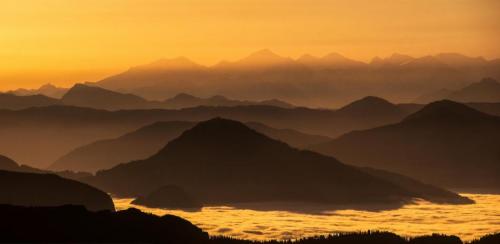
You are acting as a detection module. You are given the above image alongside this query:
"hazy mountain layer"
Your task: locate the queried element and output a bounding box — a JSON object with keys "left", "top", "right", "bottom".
{"left": 87, "top": 118, "right": 469, "bottom": 208}
{"left": 414, "top": 78, "right": 500, "bottom": 103}
{"left": 50, "top": 121, "right": 331, "bottom": 173}
{"left": 0, "top": 96, "right": 408, "bottom": 168}
{"left": 311, "top": 100, "right": 500, "bottom": 190}
{"left": 94, "top": 51, "right": 500, "bottom": 107}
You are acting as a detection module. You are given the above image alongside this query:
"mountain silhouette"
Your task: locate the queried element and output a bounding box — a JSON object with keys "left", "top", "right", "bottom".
{"left": 90, "top": 50, "right": 500, "bottom": 107}
{"left": 217, "top": 49, "right": 299, "bottom": 70}
{"left": 51, "top": 120, "right": 331, "bottom": 173}
{"left": 371, "top": 53, "right": 414, "bottom": 66}
{"left": 86, "top": 118, "right": 468, "bottom": 209}
{"left": 336, "top": 96, "right": 404, "bottom": 117}
{"left": 163, "top": 93, "right": 294, "bottom": 109}
{"left": 448, "top": 78, "right": 500, "bottom": 103}
{"left": 413, "top": 78, "right": 500, "bottom": 103}
{"left": 0, "top": 155, "right": 22, "bottom": 171}
{"left": 0, "top": 93, "right": 60, "bottom": 110}
{"left": 0, "top": 154, "right": 92, "bottom": 182}
{"left": 50, "top": 121, "right": 195, "bottom": 172}
{"left": 413, "top": 89, "right": 453, "bottom": 104}
{"left": 61, "top": 83, "right": 160, "bottom": 110}
{"left": 3, "top": 204, "right": 494, "bottom": 243}
{"left": 0, "top": 96, "right": 413, "bottom": 168}
{"left": 132, "top": 185, "right": 202, "bottom": 210}
{"left": 0, "top": 204, "right": 207, "bottom": 243}
{"left": 0, "top": 170, "right": 114, "bottom": 211}
{"left": 311, "top": 100, "right": 500, "bottom": 189}
{"left": 9, "top": 83, "right": 68, "bottom": 98}
{"left": 297, "top": 53, "right": 366, "bottom": 69}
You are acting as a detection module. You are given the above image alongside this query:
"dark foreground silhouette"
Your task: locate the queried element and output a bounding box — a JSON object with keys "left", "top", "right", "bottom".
{"left": 0, "top": 204, "right": 497, "bottom": 244}
{"left": 0, "top": 170, "right": 114, "bottom": 211}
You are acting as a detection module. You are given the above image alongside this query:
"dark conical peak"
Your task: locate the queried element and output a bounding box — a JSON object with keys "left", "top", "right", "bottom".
{"left": 155, "top": 118, "right": 287, "bottom": 157}
{"left": 337, "top": 96, "right": 400, "bottom": 115}
{"left": 403, "top": 100, "right": 491, "bottom": 124}
{"left": 64, "top": 84, "right": 114, "bottom": 96}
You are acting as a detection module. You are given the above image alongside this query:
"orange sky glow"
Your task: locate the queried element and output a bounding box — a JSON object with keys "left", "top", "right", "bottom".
{"left": 1, "top": 0, "right": 499, "bottom": 90}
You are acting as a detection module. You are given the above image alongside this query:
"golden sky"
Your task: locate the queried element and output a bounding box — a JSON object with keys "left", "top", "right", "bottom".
{"left": 1, "top": 0, "right": 499, "bottom": 90}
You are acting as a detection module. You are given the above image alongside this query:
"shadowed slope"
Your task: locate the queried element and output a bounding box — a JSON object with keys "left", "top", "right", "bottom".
{"left": 448, "top": 78, "right": 500, "bottom": 103}
{"left": 0, "top": 93, "right": 60, "bottom": 110}
{"left": 87, "top": 118, "right": 469, "bottom": 209}
{"left": 51, "top": 120, "right": 330, "bottom": 173}
{"left": 61, "top": 84, "right": 159, "bottom": 110}
{"left": 312, "top": 100, "right": 500, "bottom": 189}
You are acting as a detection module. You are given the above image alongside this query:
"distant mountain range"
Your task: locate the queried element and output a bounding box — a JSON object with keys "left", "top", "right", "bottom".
{"left": 0, "top": 96, "right": 413, "bottom": 167}
{"left": 1, "top": 95, "right": 499, "bottom": 168}
{"left": 414, "top": 78, "right": 500, "bottom": 103}
{"left": 86, "top": 118, "right": 470, "bottom": 208}
{"left": 3, "top": 84, "right": 294, "bottom": 110}
{"left": 311, "top": 100, "right": 500, "bottom": 190}
{"left": 92, "top": 50, "right": 500, "bottom": 107}
{"left": 9, "top": 83, "right": 68, "bottom": 98}
{"left": 50, "top": 121, "right": 331, "bottom": 173}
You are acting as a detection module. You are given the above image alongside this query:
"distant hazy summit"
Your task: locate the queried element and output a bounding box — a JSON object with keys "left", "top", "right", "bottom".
{"left": 93, "top": 50, "right": 500, "bottom": 106}
{"left": 415, "top": 78, "right": 500, "bottom": 103}
{"left": 312, "top": 100, "right": 500, "bottom": 189}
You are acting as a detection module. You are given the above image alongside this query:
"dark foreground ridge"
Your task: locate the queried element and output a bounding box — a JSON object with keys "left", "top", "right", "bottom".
{"left": 0, "top": 170, "right": 114, "bottom": 211}
{"left": 0, "top": 204, "right": 497, "bottom": 244}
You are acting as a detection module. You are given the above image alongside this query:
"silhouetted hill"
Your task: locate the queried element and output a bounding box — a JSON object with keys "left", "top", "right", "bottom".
{"left": 86, "top": 118, "right": 470, "bottom": 209}
{"left": 448, "top": 78, "right": 500, "bottom": 103}
{"left": 413, "top": 89, "right": 453, "bottom": 104}
{"left": 311, "top": 100, "right": 500, "bottom": 189}
{"left": 0, "top": 204, "right": 207, "bottom": 243}
{"left": 0, "top": 97, "right": 410, "bottom": 168}
{"left": 298, "top": 53, "right": 367, "bottom": 70}
{"left": 132, "top": 185, "right": 202, "bottom": 210}
{"left": 336, "top": 96, "right": 404, "bottom": 117}
{"left": 9, "top": 83, "right": 68, "bottom": 98}
{"left": 51, "top": 120, "right": 331, "bottom": 172}
{"left": 164, "top": 93, "right": 294, "bottom": 109}
{"left": 61, "top": 83, "right": 160, "bottom": 110}
{"left": 414, "top": 78, "right": 500, "bottom": 103}
{"left": 60, "top": 84, "right": 294, "bottom": 110}
{"left": 50, "top": 121, "right": 195, "bottom": 172}
{"left": 0, "top": 155, "right": 20, "bottom": 171}
{"left": 245, "top": 122, "right": 331, "bottom": 148}
{"left": 0, "top": 154, "right": 92, "bottom": 181}
{"left": 0, "top": 170, "right": 114, "bottom": 211}
{"left": 91, "top": 51, "right": 500, "bottom": 107}
{"left": 0, "top": 93, "right": 60, "bottom": 109}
